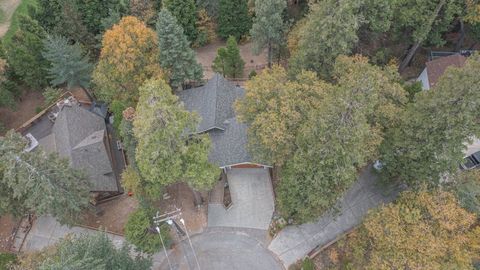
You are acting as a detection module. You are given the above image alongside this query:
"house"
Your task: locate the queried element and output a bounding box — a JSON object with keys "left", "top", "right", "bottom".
{"left": 417, "top": 54, "right": 467, "bottom": 90}
{"left": 178, "top": 74, "right": 271, "bottom": 170}
{"left": 18, "top": 93, "right": 125, "bottom": 197}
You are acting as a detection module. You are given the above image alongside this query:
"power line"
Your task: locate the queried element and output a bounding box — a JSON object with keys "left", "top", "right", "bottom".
{"left": 180, "top": 218, "right": 201, "bottom": 270}
{"left": 153, "top": 211, "right": 173, "bottom": 270}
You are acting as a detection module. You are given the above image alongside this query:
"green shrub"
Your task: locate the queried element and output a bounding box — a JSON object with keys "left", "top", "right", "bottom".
{"left": 124, "top": 207, "right": 171, "bottom": 254}
{"left": 110, "top": 99, "right": 128, "bottom": 134}
{"left": 42, "top": 87, "right": 62, "bottom": 107}
{"left": 248, "top": 70, "right": 257, "bottom": 79}
{"left": 0, "top": 252, "right": 17, "bottom": 269}
{"left": 403, "top": 81, "right": 422, "bottom": 102}
{"left": 3, "top": 0, "right": 38, "bottom": 44}
{"left": 301, "top": 257, "right": 314, "bottom": 270}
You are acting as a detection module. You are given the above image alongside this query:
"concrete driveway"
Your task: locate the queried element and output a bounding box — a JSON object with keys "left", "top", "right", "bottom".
{"left": 208, "top": 168, "right": 274, "bottom": 230}
{"left": 158, "top": 228, "right": 283, "bottom": 270}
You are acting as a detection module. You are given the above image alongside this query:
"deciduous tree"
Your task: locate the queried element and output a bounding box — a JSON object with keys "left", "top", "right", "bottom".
{"left": 250, "top": 0, "right": 287, "bottom": 67}
{"left": 92, "top": 16, "right": 162, "bottom": 104}
{"left": 133, "top": 79, "right": 219, "bottom": 199}
{"left": 194, "top": 9, "right": 217, "bottom": 47}
{"left": 236, "top": 65, "right": 326, "bottom": 166}
{"left": 212, "top": 36, "right": 244, "bottom": 78}
{"left": 42, "top": 35, "right": 93, "bottom": 90}
{"left": 217, "top": 0, "right": 251, "bottom": 40}
{"left": 0, "top": 131, "right": 90, "bottom": 225}
{"left": 163, "top": 0, "right": 198, "bottom": 42}
{"left": 380, "top": 55, "right": 480, "bottom": 187}
{"left": 156, "top": 9, "right": 203, "bottom": 89}
{"left": 343, "top": 190, "right": 480, "bottom": 269}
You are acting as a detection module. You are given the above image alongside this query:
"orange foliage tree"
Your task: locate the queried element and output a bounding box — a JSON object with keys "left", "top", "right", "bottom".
{"left": 342, "top": 190, "right": 480, "bottom": 269}
{"left": 92, "top": 16, "right": 163, "bottom": 104}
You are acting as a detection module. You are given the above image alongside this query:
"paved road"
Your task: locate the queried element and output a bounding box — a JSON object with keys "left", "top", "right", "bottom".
{"left": 158, "top": 228, "right": 283, "bottom": 270}
{"left": 268, "top": 166, "right": 403, "bottom": 268}
{"left": 208, "top": 168, "right": 274, "bottom": 230}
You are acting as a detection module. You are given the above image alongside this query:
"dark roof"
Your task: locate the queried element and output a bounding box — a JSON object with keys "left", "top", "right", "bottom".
{"left": 178, "top": 74, "right": 244, "bottom": 132}
{"left": 178, "top": 74, "right": 270, "bottom": 168}
{"left": 426, "top": 54, "right": 467, "bottom": 88}
{"left": 42, "top": 105, "right": 118, "bottom": 192}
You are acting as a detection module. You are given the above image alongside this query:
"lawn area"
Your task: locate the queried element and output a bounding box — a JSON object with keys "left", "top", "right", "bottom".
{"left": 2, "top": 0, "right": 37, "bottom": 43}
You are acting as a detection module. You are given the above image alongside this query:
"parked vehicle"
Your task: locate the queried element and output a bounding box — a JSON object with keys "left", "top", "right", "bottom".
{"left": 460, "top": 151, "right": 480, "bottom": 170}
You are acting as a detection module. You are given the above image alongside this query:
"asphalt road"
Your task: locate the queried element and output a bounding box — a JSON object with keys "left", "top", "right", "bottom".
{"left": 159, "top": 229, "right": 284, "bottom": 270}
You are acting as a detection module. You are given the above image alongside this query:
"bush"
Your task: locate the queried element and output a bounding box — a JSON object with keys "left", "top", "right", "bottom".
{"left": 124, "top": 207, "right": 171, "bottom": 254}
{"left": 403, "top": 81, "right": 422, "bottom": 102}
{"left": 0, "top": 252, "right": 17, "bottom": 269}
{"left": 248, "top": 70, "right": 257, "bottom": 79}
{"left": 110, "top": 99, "right": 128, "bottom": 134}
{"left": 42, "top": 87, "right": 62, "bottom": 107}
{"left": 301, "top": 257, "right": 315, "bottom": 270}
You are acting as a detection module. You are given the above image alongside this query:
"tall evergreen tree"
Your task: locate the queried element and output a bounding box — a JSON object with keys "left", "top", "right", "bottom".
{"left": 0, "top": 131, "right": 90, "bottom": 225}
{"left": 289, "top": 0, "right": 360, "bottom": 79}
{"left": 156, "top": 9, "right": 203, "bottom": 89}
{"left": 217, "top": 0, "right": 251, "bottom": 40}
{"left": 42, "top": 35, "right": 93, "bottom": 89}
{"left": 250, "top": 0, "right": 287, "bottom": 67}
{"left": 133, "top": 79, "right": 219, "bottom": 200}
{"left": 212, "top": 36, "right": 244, "bottom": 78}
{"left": 15, "top": 233, "right": 152, "bottom": 269}
{"left": 163, "top": 0, "right": 198, "bottom": 42}
{"left": 380, "top": 55, "right": 480, "bottom": 187}
{"left": 4, "top": 15, "right": 49, "bottom": 89}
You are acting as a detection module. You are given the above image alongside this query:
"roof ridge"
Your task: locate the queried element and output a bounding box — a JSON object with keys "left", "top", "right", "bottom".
{"left": 213, "top": 74, "right": 220, "bottom": 128}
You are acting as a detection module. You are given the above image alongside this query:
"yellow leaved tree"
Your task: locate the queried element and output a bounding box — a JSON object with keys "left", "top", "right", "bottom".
{"left": 92, "top": 16, "right": 163, "bottom": 105}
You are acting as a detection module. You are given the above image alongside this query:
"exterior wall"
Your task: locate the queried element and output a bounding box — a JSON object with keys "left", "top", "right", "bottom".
{"left": 417, "top": 67, "right": 430, "bottom": 90}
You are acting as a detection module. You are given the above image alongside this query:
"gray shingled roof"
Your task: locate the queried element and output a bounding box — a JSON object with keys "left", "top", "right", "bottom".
{"left": 46, "top": 105, "right": 118, "bottom": 192}
{"left": 178, "top": 74, "right": 244, "bottom": 133}
{"left": 178, "top": 74, "right": 270, "bottom": 168}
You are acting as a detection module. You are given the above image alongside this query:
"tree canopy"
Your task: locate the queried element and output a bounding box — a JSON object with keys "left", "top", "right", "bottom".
{"left": 343, "top": 190, "right": 480, "bottom": 269}
{"left": 380, "top": 55, "right": 480, "bottom": 187}
{"left": 250, "top": 0, "right": 287, "bottom": 67}
{"left": 217, "top": 0, "right": 252, "bottom": 40}
{"left": 42, "top": 35, "right": 93, "bottom": 89}
{"left": 0, "top": 131, "right": 90, "bottom": 225}
{"left": 133, "top": 79, "right": 219, "bottom": 198}
{"left": 212, "top": 36, "right": 245, "bottom": 78}
{"left": 156, "top": 9, "right": 203, "bottom": 89}
{"left": 92, "top": 16, "right": 162, "bottom": 104}
{"left": 13, "top": 233, "right": 152, "bottom": 270}
{"left": 163, "top": 0, "right": 198, "bottom": 42}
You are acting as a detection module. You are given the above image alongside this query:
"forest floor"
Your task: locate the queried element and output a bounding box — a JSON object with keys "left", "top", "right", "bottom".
{"left": 195, "top": 38, "right": 268, "bottom": 81}
{"left": 0, "top": 215, "right": 16, "bottom": 252}
{"left": 0, "top": 90, "right": 44, "bottom": 134}
{"left": 0, "top": 0, "right": 22, "bottom": 38}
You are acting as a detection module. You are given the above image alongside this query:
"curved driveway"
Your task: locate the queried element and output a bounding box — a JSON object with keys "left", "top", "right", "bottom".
{"left": 159, "top": 229, "right": 284, "bottom": 270}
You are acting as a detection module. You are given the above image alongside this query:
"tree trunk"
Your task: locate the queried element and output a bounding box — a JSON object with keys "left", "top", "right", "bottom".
{"left": 399, "top": 42, "right": 422, "bottom": 72}
{"left": 398, "top": 0, "right": 446, "bottom": 73}
{"left": 267, "top": 42, "right": 273, "bottom": 68}
{"left": 455, "top": 20, "right": 465, "bottom": 52}
{"left": 193, "top": 190, "right": 203, "bottom": 207}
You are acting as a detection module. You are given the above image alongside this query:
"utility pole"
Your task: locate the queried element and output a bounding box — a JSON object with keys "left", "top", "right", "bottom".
{"left": 180, "top": 218, "right": 201, "bottom": 270}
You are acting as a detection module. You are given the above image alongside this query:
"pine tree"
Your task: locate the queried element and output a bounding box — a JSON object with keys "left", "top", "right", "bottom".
{"left": 0, "top": 131, "right": 90, "bottom": 225}
{"left": 217, "top": 0, "right": 251, "bottom": 40}
{"left": 250, "top": 0, "right": 287, "bottom": 67}
{"left": 133, "top": 79, "right": 219, "bottom": 199}
{"left": 42, "top": 35, "right": 93, "bottom": 89}
{"left": 156, "top": 9, "right": 203, "bottom": 89}
{"left": 4, "top": 15, "right": 49, "bottom": 89}
{"left": 163, "top": 0, "right": 198, "bottom": 42}
{"left": 212, "top": 36, "right": 244, "bottom": 78}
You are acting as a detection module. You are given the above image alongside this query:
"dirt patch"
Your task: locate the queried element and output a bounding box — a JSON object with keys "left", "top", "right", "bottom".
{"left": 0, "top": 0, "right": 22, "bottom": 38}
{"left": 0, "top": 215, "right": 17, "bottom": 252}
{"left": 0, "top": 90, "right": 45, "bottom": 132}
{"left": 157, "top": 182, "right": 207, "bottom": 235}
{"left": 195, "top": 39, "right": 268, "bottom": 80}
{"left": 81, "top": 194, "right": 138, "bottom": 235}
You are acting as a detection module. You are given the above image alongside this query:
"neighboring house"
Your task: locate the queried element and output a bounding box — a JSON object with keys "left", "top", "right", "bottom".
{"left": 417, "top": 54, "right": 467, "bottom": 90}
{"left": 178, "top": 74, "right": 271, "bottom": 170}
{"left": 18, "top": 93, "right": 125, "bottom": 198}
